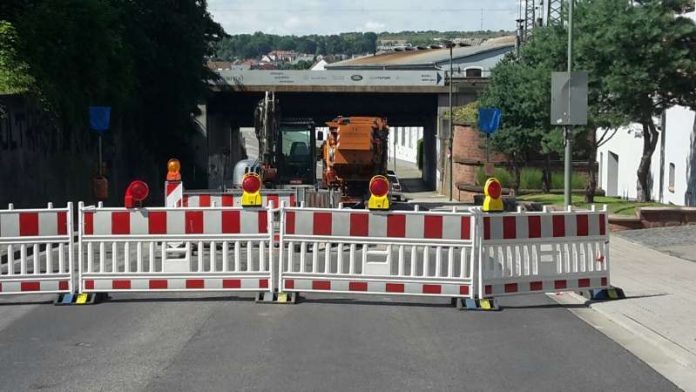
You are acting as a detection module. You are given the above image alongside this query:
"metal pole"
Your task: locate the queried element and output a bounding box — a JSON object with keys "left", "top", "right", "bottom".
{"left": 393, "top": 127, "right": 397, "bottom": 173}
{"left": 563, "top": 0, "right": 574, "bottom": 207}
{"left": 449, "top": 45, "right": 454, "bottom": 201}
{"left": 98, "top": 134, "right": 103, "bottom": 176}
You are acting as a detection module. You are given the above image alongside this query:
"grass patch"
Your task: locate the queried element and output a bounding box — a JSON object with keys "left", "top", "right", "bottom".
{"left": 517, "top": 194, "right": 664, "bottom": 216}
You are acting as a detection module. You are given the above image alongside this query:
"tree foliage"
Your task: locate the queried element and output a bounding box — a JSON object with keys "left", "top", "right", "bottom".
{"left": 480, "top": 0, "right": 696, "bottom": 201}
{"left": 0, "top": 0, "right": 223, "bottom": 186}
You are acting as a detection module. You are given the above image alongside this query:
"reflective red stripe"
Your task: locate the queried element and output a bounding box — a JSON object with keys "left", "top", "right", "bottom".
{"left": 528, "top": 216, "right": 541, "bottom": 238}
{"left": 387, "top": 214, "right": 406, "bottom": 237}
{"left": 284, "top": 279, "right": 295, "bottom": 289}
{"left": 349, "top": 282, "right": 368, "bottom": 291}
{"left": 578, "top": 278, "right": 590, "bottom": 288}
{"left": 423, "top": 215, "right": 443, "bottom": 239}
{"left": 185, "top": 211, "right": 203, "bottom": 234}
{"left": 57, "top": 212, "right": 68, "bottom": 235}
{"left": 21, "top": 281, "right": 40, "bottom": 291}
{"left": 19, "top": 213, "right": 39, "bottom": 236}
{"left": 552, "top": 215, "right": 565, "bottom": 237}
{"left": 385, "top": 283, "right": 404, "bottom": 293}
{"left": 312, "top": 280, "right": 330, "bottom": 290}
{"left": 530, "top": 281, "right": 543, "bottom": 291}
{"left": 350, "top": 213, "right": 369, "bottom": 236}
{"left": 149, "top": 280, "right": 168, "bottom": 289}
{"left": 460, "top": 216, "right": 471, "bottom": 239}
{"left": 554, "top": 280, "right": 567, "bottom": 290}
{"left": 112, "top": 280, "right": 131, "bottom": 289}
{"left": 186, "top": 279, "right": 204, "bottom": 289}
{"left": 285, "top": 211, "right": 295, "bottom": 234}
{"left": 112, "top": 212, "right": 130, "bottom": 234}
{"left": 313, "top": 213, "right": 332, "bottom": 235}
{"left": 504, "top": 283, "right": 518, "bottom": 293}
{"left": 422, "top": 284, "right": 441, "bottom": 294}
{"left": 148, "top": 211, "right": 167, "bottom": 234}
{"left": 223, "top": 279, "right": 241, "bottom": 289}
{"left": 576, "top": 215, "right": 589, "bottom": 236}
{"left": 503, "top": 216, "right": 516, "bottom": 239}
{"left": 221, "top": 211, "right": 241, "bottom": 233}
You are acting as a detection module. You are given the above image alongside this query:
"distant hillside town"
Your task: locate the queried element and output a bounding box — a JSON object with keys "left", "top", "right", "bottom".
{"left": 210, "top": 30, "right": 513, "bottom": 71}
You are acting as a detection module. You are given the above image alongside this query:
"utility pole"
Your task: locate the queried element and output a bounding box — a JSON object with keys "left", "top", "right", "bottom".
{"left": 563, "top": 0, "right": 574, "bottom": 207}
{"left": 448, "top": 43, "right": 454, "bottom": 201}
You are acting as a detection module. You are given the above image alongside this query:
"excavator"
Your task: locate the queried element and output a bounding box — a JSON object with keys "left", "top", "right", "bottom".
{"left": 244, "top": 91, "right": 390, "bottom": 207}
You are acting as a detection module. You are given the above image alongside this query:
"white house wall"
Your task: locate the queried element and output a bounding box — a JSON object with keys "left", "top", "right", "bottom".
{"left": 597, "top": 106, "right": 696, "bottom": 205}
{"left": 387, "top": 126, "right": 423, "bottom": 164}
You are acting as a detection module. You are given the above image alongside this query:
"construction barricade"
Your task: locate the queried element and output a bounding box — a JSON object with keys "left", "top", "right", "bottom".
{"left": 276, "top": 205, "right": 478, "bottom": 303}
{"left": 0, "top": 203, "right": 74, "bottom": 295}
{"left": 77, "top": 202, "right": 275, "bottom": 298}
{"left": 474, "top": 206, "right": 610, "bottom": 299}
{"left": 182, "top": 189, "right": 298, "bottom": 208}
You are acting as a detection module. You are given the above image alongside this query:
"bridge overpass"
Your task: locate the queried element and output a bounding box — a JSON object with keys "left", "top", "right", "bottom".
{"left": 201, "top": 69, "right": 490, "bottom": 191}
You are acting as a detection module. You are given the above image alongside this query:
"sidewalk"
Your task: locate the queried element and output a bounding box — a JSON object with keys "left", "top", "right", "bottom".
{"left": 557, "top": 235, "right": 696, "bottom": 391}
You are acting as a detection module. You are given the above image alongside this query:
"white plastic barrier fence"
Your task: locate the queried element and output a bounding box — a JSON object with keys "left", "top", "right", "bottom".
{"left": 183, "top": 190, "right": 298, "bottom": 208}
{"left": 78, "top": 202, "right": 274, "bottom": 295}
{"left": 277, "top": 206, "right": 477, "bottom": 299}
{"left": 0, "top": 203, "right": 74, "bottom": 295}
{"left": 475, "top": 206, "right": 610, "bottom": 298}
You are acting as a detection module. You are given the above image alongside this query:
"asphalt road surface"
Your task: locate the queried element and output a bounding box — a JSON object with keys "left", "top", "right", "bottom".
{"left": 0, "top": 292, "right": 678, "bottom": 392}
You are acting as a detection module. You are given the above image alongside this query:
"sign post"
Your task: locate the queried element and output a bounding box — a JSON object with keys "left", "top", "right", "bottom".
{"left": 89, "top": 106, "right": 111, "bottom": 200}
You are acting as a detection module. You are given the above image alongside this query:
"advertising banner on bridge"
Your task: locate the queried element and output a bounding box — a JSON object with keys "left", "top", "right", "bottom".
{"left": 218, "top": 70, "right": 445, "bottom": 88}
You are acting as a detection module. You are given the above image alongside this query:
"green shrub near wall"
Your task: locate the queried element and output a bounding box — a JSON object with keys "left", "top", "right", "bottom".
{"left": 475, "top": 166, "right": 585, "bottom": 190}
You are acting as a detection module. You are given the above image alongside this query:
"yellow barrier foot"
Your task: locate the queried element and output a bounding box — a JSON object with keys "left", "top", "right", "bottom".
{"left": 54, "top": 293, "right": 107, "bottom": 306}
{"left": 581, "top": 287, "right": 626, "bottom": 301}
{"left": 458, "top": 297, "right": 500, "bottom": 311}
{"left": 254, "top": 292, "right": 298, "bottom": 304}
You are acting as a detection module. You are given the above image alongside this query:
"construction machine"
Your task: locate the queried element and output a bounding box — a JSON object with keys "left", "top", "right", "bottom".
{"left": 253, "top": 91, "right": 316, "bottom": 188}
{"left": 321, "top": 116, "right": 390, "bottom": 204}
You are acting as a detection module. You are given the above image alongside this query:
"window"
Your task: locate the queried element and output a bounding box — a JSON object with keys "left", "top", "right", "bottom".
{"left": 465, "top": 68, "right": 482, "bottom": 78}
{"left": 669, "top": 163, "right": 675, "bottom": 193}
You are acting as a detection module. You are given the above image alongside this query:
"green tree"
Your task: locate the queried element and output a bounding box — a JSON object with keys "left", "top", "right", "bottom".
{"left": 575, "top": 0, "right": 696, "bottom": 201}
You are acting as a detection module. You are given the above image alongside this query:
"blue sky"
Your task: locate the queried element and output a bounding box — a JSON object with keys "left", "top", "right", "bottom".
{"left": 208, "top": 0, "right": 522, "bottom": 35}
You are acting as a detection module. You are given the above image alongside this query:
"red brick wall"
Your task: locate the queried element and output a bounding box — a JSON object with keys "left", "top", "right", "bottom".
{"left": 451, "top": 124, "right": 507, "bottom": 200}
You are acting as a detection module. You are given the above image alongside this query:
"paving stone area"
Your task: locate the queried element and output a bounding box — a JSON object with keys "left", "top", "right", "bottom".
{"left": 617, "top": 225, "right": 696, "bottom": 262}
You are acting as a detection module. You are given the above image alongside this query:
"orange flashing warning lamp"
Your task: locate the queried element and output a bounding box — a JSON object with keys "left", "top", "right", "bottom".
{"left": 482, "top": 177, "right": 504, "bottom": 212}
{"left": 240, "top": 172, "right": 262, "bottom": 207}
{"left": 166, "top": 158, "right": 181, "bottom": 181}
{"left": 367, "top": 175, "right": 390, "bottom": 210}
{"left": 124, "top": 180, "right": 150, "bottom": 208}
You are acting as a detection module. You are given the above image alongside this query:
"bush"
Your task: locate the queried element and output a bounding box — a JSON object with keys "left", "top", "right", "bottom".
{"left": 416, "top": 139, "right": 423, "bottom": 170}
{"left": 519, "top": 168, "right": 543, "bottom": 189}
{"left": 476, "top": 166, "right": 513, "bottom": 188}
{"left": 551, "top": 172, "right": 585, "bottom": 189}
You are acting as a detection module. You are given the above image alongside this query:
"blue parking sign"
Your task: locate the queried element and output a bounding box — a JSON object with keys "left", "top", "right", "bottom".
{"left": 89, "top": 106, "right": 111, "bottom": 133}
{"left": 478, "top": 108, "right": 501, "bottom": 135}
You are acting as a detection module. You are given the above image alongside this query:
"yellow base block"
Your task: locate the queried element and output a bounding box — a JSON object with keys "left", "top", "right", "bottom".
{"left": 76, "top": 293, "right": 89, "bottom": 304}
{"left": 277, "top": 292, "right": 288, "bottom": 303}
{"left": 482, "top": 197, "right": 504, "bottom": 212}
{"left": 241, "top": 192, "right": 262, "bottom": 207}
{"left": 479, "top": 299, "right": 492, "bottom": 310}
{"left": 368, "top": 195, "right": 390, "bottom": 210}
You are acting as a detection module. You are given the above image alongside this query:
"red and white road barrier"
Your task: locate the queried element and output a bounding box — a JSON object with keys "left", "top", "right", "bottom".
{"left": 474, "top": 207, "right": 610, "bottom": 298}
{"left": 183, "top": 190, "right": 297, "bottom": 208}
{"left": 277, "top": 207, "right": 477, "bottom": 300}
{"left": 165, "top": 181, "right": 184, "bottom": 207}
{"left": 0, "top": 203, "right": 74, "bottom": 295}
{"left": 78, "top": 202, "right": 274, "bottom": 295}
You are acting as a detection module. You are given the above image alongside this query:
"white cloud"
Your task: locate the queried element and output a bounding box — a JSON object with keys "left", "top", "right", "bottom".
{"left": 208, "top": 0, "right": 521, "bottom": 35}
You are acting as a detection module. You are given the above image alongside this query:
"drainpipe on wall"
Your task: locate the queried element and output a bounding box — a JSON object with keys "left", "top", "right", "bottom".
{"left": 658, "top": 111, "right": 666, "bottom": 203}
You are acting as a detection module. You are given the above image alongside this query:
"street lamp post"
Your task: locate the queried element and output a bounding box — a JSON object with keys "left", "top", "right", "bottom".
{"left": 446, "top": 41, "right": 454, "bottom": 201}
{"left": 563, "top": 0, "right": 574, "bottom": 207}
